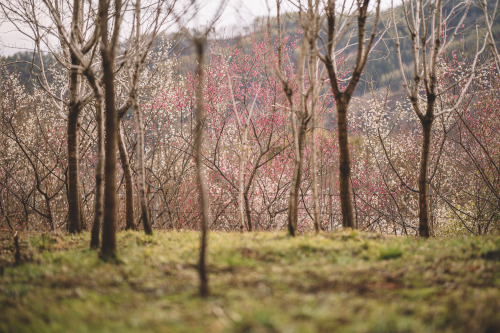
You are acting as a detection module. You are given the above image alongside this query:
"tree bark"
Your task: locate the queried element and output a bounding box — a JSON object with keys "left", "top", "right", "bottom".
{"left": 418, "top": 119, "right": 433, "bottom": 237}
{"left": 132, "top": 95, "right": 152, "bottom": 235}
{"left": 337, "top": 100, "right": 355, "bottom": 229}
{"left": 311, "top": 128, "right": 320, "bottom": 233}
{"left": 238, "top": 127, "right": 248, "bottom": 232}
{"left": 78, "top": 180, "right": 87, "bottom": 230}
{"left": 67, "top": 108, "right": 81, "bottom": 233}
{"left": 287, "top": 119, "right": 308, "bottom": 236}
{"left": 244, "top": 192, "right": 252, "bottom": 231}
{"left": 194, "top": 37, "right": 209, "bottom": 297}
{"left": 130, "top": 0, "right": 152, "bottom": 236}
{"left": 90, "top": 99, "right": 104, "bottom": 249}
{"left": 118, "top": 121, "right": 135, "bottom": 231}
{"left": 100, "top": 52, "right": 119, "bottom": 258}
{"left": 66, "top": 0, "right": 85, "bottom": 234}
{"left": 99, "top": 0, "right": 122, "bottom": 260}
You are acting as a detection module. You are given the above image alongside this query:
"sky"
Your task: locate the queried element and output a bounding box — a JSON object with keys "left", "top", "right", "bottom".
{"left": 199, "top": 0, "right": 273, "bottom": 28}
{"left": 0, "top": 0, "right": 274, "bottom": 56}
{"left": 0, "top": 18, "right": 33, "bottom": 56}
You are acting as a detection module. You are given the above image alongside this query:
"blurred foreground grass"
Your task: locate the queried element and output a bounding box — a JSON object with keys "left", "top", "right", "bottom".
{"left": 0, "top": 230, "right": 499, "bottom": 332}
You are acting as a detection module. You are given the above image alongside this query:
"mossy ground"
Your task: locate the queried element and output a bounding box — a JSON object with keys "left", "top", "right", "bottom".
{"left": 1, "top": 230, "right": 499, "bottom": 332}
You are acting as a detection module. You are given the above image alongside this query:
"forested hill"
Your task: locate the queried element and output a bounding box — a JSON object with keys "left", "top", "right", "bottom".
{"left": 361, "top": 1, "right": 500, "bottom": 92}
{"left": 0, "top": 51, "right": 56, "bottom": 91}
{"left": 236, "top": 1, "right": 500, "bottom": 93}
{"left": 2, "top": 1, "right": 499, "bottom": 93}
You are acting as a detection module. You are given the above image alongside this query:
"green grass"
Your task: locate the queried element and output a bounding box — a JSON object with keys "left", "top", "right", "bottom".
{"left": 1, "top": 230, "right": 499, "bottom": 333}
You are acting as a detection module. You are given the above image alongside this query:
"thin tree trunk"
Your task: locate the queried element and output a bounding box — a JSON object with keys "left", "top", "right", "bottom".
{"left": 67, "top": 109, "right": 81, "bottom": 233}
{"left": 128, "top": 0, "right": 152, "bottom": 235}
{"left": 307, "top": 8, "right": 321, "bottom": 233}
{"left": 194, "top": 37, "right": 209, "bottom": 297}
{"left": 311, "top": 127, "right": 320, "bottom": 233}
{"left": 100, "top": 54, "right": 118, "bottom": 259}
{"left": 418, "top": 120, "right": 432, "bottom": 237}
{"left": 132, "top": 96, "right": 152, "bottom": 235}
{"left": 337, "top": 100, "right": 355, "bottom": 229}
{"left": 287, "top": 120, "right": 308, "bottom": 236}
{"left": 244, "top": 192, "right": 252, "bottom": 231}
{"left": 44, "top": 195, "right": 54, "bottom": 231}
{"left": 118, "top": 121, "right": 135, "bottom": 231}
{"left": 91, "top": 100, "right": 104, "bottom": 248}
{"left": 78, "top": 182, "right": 87, "bottom": 230}
{"left": 238, "top": 127, "right": 248, "bottom": 232}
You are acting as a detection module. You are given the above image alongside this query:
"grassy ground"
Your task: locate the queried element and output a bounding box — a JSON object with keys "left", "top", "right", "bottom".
{"left": 0, "top": 230, "right": 499, "bottom": 333}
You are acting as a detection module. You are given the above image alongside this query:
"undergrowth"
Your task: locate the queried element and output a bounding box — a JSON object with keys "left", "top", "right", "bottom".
{"left": 0, "top": 230, "right": 499, "bottom": 332}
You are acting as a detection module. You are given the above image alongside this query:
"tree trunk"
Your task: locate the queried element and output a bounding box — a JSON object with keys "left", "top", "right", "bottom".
{"left": 67, "top": 108, "right": 81, "bottom": 233}
{"left": 100, "top": 52, "right": 118, "bottom": 259}
{"left": 238, "top": 127, "right": 248, "bottom": 232}
{"left": 194, "top": 37, "right": 209, "bottom": 297}
{"left": 44, "top": 195, "right": 54, "bottom": 231}
{"left": 66, "top": 0, "right": 84, "bottom": 234}
{"left": 311, "top": 123, "right": 320, "bottom": 233}
{"left": 287, "top": 119, "right": 308, "bottom": 236}
{"left": 78, "top": 181, "right": 87, "bottom": 230}
{"left": 89, "top": 79, "right": 105, "bottom": 249}
{"left": 244, "top": 192, "right": 252, "bottom": 231}
{"left": 418, "top": 119, "right": 433, "bottom": 237}
{"left": 118, "top": 121, "right": 135, "bottom": 231}
{"left": 337, "top": 100, "right": 355, "bottom": 229}
{"left": 90, "top": 109, "right": 104, "bottom": 248}
{"left": 98, "top": 0, "right": 123, "bottom": 260}
{"left": 132, "top": 95, "right": 152, "bottom": 235}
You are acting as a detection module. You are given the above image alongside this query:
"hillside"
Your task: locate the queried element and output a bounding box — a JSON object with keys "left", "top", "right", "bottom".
{"left": 1, "top": 230, "right": 499, "bottom": 332}
{"left": 3, "top": 1, "right": 499, "bottom": 93}
{"left": 169, "top": 1, "right": 500, "bottom": 93}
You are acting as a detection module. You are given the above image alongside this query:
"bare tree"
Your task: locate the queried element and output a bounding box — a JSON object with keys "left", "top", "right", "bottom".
{"left": 224, "top": 63, "right": 261, "bottom": 232}
{"left": 0, "top": 0, "right": 100, "bottom": 233}
{"left": 0, "top": 72, "right": 67, "bottom": 231}
{"left": 98, "top": 0, "right": 123, "bottom": 259}
{"left": 117, "top": 119, "right": 135, "bottom": 231}
{"left": 121, "top": 0, "right": 169, "bottom": 235}
{"left": 92, "top": 0, "right": 172, "bottom": 240}
{"left": 390, "top": 0, "right": 486, "bottom": 237}
{"left": 193, "top": 37, "right": 209, "bottom": 297}
{"left": 478, "top": 0, "right": 500, "bottom": 72}
{"left": 303, "top": 1, "right": 324, "bottom": 234}
{"left": 90, "top": 93, "right": 104, "bottom": 248}
{"left": 273, "top": 0, "right": 324, "bottom": 235}
{"left": 319, "top": 0, "right": 382, "bottom": 229}
{"left": 82, "top": 0, "right": 167, "bottom": 252}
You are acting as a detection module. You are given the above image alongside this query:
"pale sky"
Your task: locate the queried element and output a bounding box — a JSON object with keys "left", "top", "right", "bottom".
{"left": 0, "top": 0, "right": 274, "bottom": 56}
{"left": 0, "top": 19, "right": 34, "bottom": 56}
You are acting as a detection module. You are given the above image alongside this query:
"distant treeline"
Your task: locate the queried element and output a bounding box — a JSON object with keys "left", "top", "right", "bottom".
{"left": 2, "top": 1, "right": 499, "bottom": 93}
